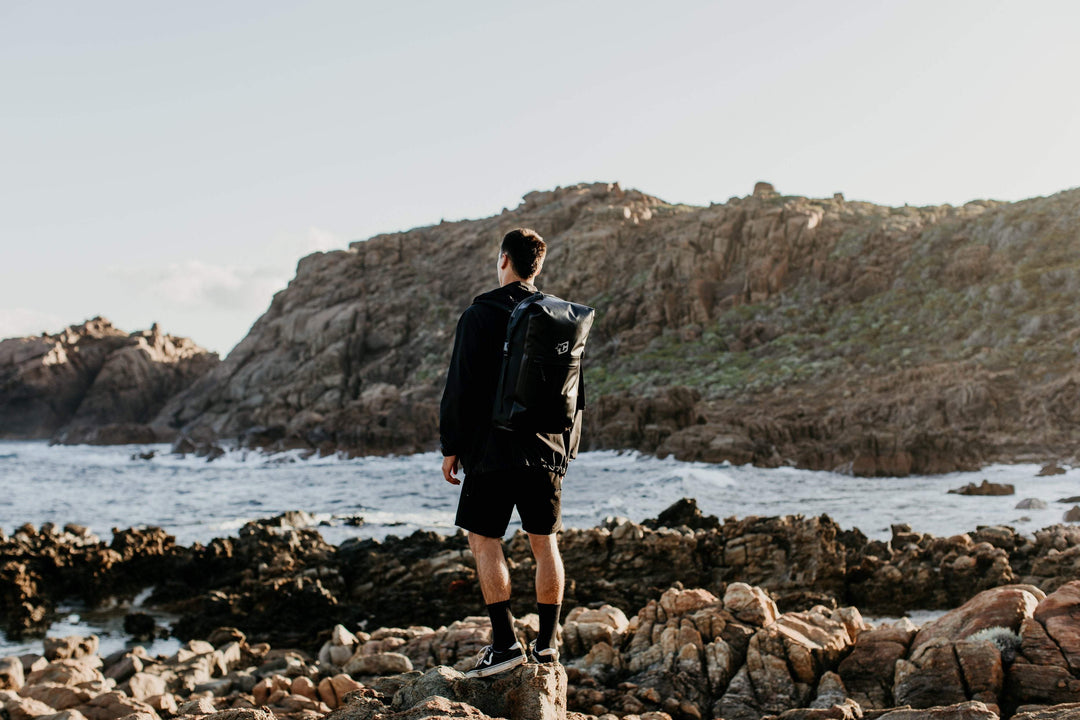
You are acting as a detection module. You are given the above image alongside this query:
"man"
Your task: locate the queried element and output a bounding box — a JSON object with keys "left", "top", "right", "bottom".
{"left": 440, "top": 227, "right": 582, "bottom": 678}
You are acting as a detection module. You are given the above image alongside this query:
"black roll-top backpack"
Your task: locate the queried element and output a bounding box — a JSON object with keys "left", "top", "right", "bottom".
{"left": 488, "top": 292, "right": 595, "bottom": 433}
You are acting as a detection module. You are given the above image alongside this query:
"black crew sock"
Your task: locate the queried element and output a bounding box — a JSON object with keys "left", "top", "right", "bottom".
{"left": 536, "top": 602, "right": 562, "bottom": 651}
{"left": 486, "top": 600, "right": 516, "bottom": 650}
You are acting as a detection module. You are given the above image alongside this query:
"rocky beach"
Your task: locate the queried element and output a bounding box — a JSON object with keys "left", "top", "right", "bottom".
{"left": 3, "top": 502, "right": 1080, "bottom": 719}
{"left": 5, "top": 182, "right": 1080, "bottom": 717}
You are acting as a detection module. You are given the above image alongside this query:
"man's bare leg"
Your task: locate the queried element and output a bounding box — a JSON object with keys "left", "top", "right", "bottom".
{"left": 469, "top": 532, "right": 511, "bottom": 603}
{"left": 528, "top": 532, "right": 564, "bottom": 655}
{"left": 468, "top": 531, "right": 517, "bottom": 653}
{"left": 528, "top": 532, "right": 564, "bottom": 603}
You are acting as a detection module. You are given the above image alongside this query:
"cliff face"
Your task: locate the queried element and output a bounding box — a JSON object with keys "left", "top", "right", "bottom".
{"left": 153, "top": 181, "right": 1080, "bottom": 474}
{"left": 0, "top": 317, "right": 219, "bottom": 444}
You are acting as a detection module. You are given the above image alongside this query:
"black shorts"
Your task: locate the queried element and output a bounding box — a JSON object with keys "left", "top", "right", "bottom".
{"left": 455, "top": 467, "right": 563, "bottom": 538}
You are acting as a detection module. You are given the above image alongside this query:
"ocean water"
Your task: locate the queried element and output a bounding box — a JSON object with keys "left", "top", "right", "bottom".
{"left": 1, "top": 440, "right": 1078, "bottom": 656}
{"left": 2, "top": 440, "right": 1077, "bottom": 545}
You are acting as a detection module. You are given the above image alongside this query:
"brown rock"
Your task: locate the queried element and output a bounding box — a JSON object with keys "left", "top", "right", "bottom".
{"left": 768, "top": 699, "right": 862, "bottom": 719}
{"left": 388, "top": 695, "right": 492, "bottom": 720}
{"left": 894, "top": 643, "right": 968, "bottom": 709}
{"left": 203, "top": 711, "right": 276, "bottom": 720}
{"left": 391, "top": 663, "right": 564, "bottom": 720}
{"left": 1065, "top": 506, "right": 1080, "bottom": 522}
{"left": 0, "top": 317, "right": 216, "bottom": 442}
{"left": 142, "top": 695, "right": 177, "bottom": 715}
{"left": 954, "top": 639, "right": 1004, "bottom": 708}
{"left": 176, "top": 697, "right": 217, "bottom": 715}
{"left": 562, "top": 605, "right": 630, "bottom": 658}
{"left": 911, "top": 585, "right": 1044, "bottom": 652}
{"left": 874, "top": 700, "right": 999, "bottom": 719}
{"left": 716, "top": 605, "right": 862, "bottom": 718}
{"left": 124, "top": 674, "right": 167, "bottom": 702}
{"left": 36, "top": 710, "right": 90, "bottom": 720}
{"left": 1007, "top": 659, "right": 1080, "bottom": 706}
{"left": 948, "top": 480, "right": 1015, "bottom": 496}
{"left": 343, "top": 652, "right": 413, "bottom": 676}
{"left": 27, "top": 660, "right": 104, "bottom": 688}
{"left": 103, "top": 654, "right": 143, "bottom": 683}
{"left": 18, "top": 684, "right": 93, "bottom": 710}
{"left": 42, "top": 638, "right": 99, "bottom": 662}
{"left": 290, "top": 676, "right": 318, "bottom": 702}
{"left": 2, "top": 692, "right": 62, "bottom": 720}
{"left": 723, "top": 583, "right": 779, "bottom": 627}
{"left": 0, "top": 657, "right": 24, "bottom": 690}
{"left": 838, "top": 620, "right": 916, "bottom": 709}
{"left": 1033, "top": 580, "right": 1080, "bottom": 674}
{"left": 1013, "top": 702, "right": 1080, "bottom": 719}
{"left": 76, "top": 692, "right": 159, "bottom": 720}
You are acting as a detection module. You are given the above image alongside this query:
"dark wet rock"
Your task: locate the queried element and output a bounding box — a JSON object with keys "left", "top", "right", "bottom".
{"left": 948, "top": 480, "right": 1015, "bottom": 496}
{"left": 123, "top": 613, "right": 156, "bottom": 641}
{"left": 1037, "top": 464, "right": 1067, "bottom": 476}
{"left": 642, "top": 498, "right": 720, "bottom": 531}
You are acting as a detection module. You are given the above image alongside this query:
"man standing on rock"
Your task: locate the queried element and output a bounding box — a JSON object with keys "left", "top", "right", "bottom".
{"left": 440, "top": 228, "right": 581, "bottom": 678}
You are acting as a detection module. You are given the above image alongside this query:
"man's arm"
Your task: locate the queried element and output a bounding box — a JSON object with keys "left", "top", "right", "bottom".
{"left": 442, "top": 454, "right": 461, "bottom": 485}
{"left": 566, "top": 366, "right": 585, "bottom": 460}
{"left": 439, "top": 306, "right": 483, "bottom": 474}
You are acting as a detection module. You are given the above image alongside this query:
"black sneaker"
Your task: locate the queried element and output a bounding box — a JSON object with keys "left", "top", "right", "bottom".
{"left": 465, "top": 642, "right": 526, "bottom": 678}
{"left": 528, "top": 640, "right": 560, "bottom": 664}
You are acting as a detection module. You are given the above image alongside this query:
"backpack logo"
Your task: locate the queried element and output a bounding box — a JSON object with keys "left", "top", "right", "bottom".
{"left": 555, "top": 341, "right": 569, "bottom": 355}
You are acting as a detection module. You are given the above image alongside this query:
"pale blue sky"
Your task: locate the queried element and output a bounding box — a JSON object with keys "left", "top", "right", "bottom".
{"left": 2, "top": 1, "right": 1077, "bottom": 354}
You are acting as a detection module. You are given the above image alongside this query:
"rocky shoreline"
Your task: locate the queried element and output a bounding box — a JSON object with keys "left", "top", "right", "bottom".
{"left": 3, "top": 582, "right": 1080, "bottom": 720}
{"left": 3, "top": 501, "right": 1080, "bottom": 718}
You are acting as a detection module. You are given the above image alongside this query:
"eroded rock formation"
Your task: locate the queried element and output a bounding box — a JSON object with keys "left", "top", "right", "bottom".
{"left": 0, "top": 317, "right": 218, "bottom": 444}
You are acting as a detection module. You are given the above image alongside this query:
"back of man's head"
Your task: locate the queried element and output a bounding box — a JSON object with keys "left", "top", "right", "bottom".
{"left": 501, "top": 228, "right": 546, "bottom": 280}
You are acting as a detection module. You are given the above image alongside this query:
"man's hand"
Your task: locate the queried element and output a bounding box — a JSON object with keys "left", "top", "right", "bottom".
{"left": 442, "top": 454, "right": 461, "bottom": 485}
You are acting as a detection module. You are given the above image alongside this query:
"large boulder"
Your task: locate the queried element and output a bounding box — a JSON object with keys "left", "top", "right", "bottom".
{"left": 390, "top": 663, "right": 566, "bottom": 720}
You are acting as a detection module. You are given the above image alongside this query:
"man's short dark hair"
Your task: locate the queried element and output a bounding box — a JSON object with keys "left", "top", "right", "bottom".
{"left": 501, "top": 228, "right": 546, "bottom": 279}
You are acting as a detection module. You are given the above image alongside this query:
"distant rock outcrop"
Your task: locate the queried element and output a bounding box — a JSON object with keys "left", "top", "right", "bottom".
{"left": 0, "top": 317, "right": 218, "bottom": 444}
{"left": 141, "top": 181, "right": 1080, "bottom": 475}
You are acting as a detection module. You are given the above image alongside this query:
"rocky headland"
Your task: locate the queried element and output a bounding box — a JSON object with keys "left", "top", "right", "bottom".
{"left": 4, "top": 502, "right": 1080, "bottom": 719}
{"left": 4, "top": 183, "right": 1080, "bottom": 475}
{"left": 0, "top": 318, "right": 218, "bottom": 445}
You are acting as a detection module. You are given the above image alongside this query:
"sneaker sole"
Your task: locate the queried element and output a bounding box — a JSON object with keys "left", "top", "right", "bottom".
{"left": 464, "top": 654, "right": 526, "bottom": 678}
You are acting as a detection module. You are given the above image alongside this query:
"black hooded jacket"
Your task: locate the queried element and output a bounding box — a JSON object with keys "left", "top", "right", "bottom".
{"left": 439, "top": 281, "right": 583, "bottom": 477}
